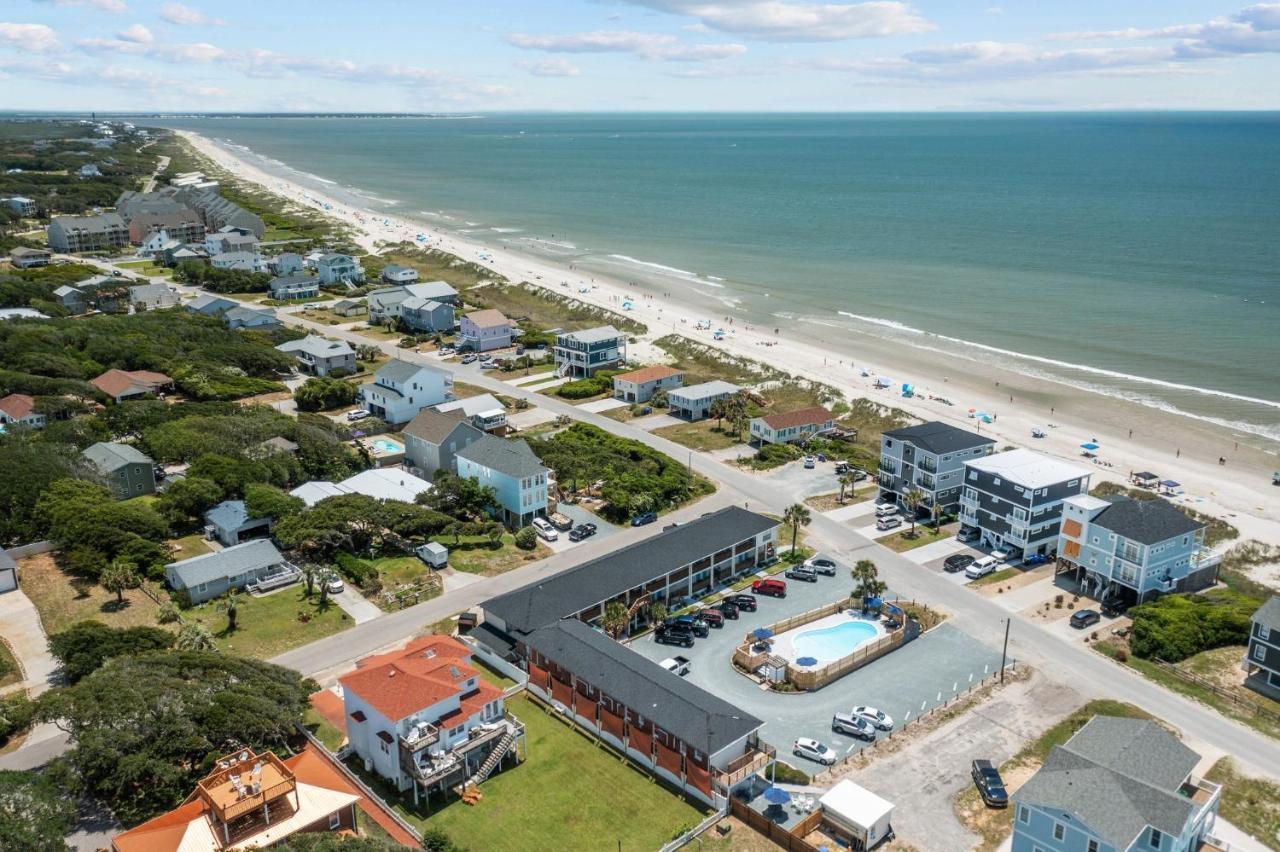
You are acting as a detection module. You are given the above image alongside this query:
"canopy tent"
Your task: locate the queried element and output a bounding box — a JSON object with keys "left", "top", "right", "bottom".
{"left": 1131, "top": 471, "right": 1159, "bottom": 487}
{"left": 819, "top": 780, "right": 894, "bottom": 849}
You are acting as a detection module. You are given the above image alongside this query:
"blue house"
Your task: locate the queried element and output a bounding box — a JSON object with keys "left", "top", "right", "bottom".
{"left": 1057, "top": 494, "right": 1217, "bottom": 606}
{"left": 203, "top": 499, "right": 272, "bottom": 547}
{"left": 1013, "top": 716, "right": 1222, "bottom": 852}
{"left": 456, "top": 435, "right": 550, "bottom": 529}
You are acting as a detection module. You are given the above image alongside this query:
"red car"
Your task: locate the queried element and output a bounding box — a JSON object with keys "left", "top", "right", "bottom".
{"left": 751, "top": 578, "right": 787, "bottom": 598}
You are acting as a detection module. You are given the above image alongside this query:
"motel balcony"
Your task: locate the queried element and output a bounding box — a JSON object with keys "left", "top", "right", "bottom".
{"left": 714, "top": 740, "right": 776, "bottom": 791}
{"left": 914, "top": 472, "right": 936, "bottom": 490}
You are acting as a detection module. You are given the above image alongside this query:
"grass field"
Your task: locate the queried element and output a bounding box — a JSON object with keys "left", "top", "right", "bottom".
{"left": 20, "top": 552, "right": 167, "bottom": 635}
{"left": 880, "top": 524, "right": 955, "bottom": 553}
{"left": 970, "top": 566, "right": 1022, "bottom": 587}
{"left": 185, "top": 586, "right": 352, "bottom": 658}
{"left": 651, "top": 420, "right": 742, "bottom": 452}
{"left": 432, "top": 534, "right": 551, "bottom": 575}
{"left": 1206, "top": 757, "right": 1280, "bottom": 851}
{"left": 466, "top": 280, "right": 646, "bottom": 335}
{"left": 303, "top": 707, "right": 346, "bottom": 752}
{"left": 371, "top": 694, "right": 708, "bottom": 852}
{"left": 168, "top": 533, "right": 213, "bottom": 560}
{"left": 0, "top": 639, "right": 22, "bottom": 689}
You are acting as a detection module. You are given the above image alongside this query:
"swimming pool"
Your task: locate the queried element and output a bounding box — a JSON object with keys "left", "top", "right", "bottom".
{"left": 791, "top": 620, "right": 881, "bottom": 664}
{"left": 371, "top": 438, "right": 403, "bottom": 454}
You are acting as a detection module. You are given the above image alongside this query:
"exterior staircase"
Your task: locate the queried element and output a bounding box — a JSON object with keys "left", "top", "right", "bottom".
{"left": 468, "top": 729, "right": 515, "bottom": 787}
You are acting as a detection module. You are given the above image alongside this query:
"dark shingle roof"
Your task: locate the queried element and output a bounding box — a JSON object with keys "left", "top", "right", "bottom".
{"left": 882, "top": 420, "right": 994, "bottom": 455}
{"left": 484, "top": 506, "right": 778, "bottom": 635}
{"left": 402, "top": 408, "right": 483, "bottom": 445}
{"left": 1254, "top": 596, "right": 1280, "bottom": 632}
{"left": 1091, "top": 496, "right": 1204, "bottom": 545}
{"left": 456, "top": 435, "right": 545, "bottom": 479}
{"left": 526, "top": 618, "right": 762, "bottom": 754}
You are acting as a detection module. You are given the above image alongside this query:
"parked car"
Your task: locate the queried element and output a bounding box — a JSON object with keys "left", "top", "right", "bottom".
{"left": 832, "top": 713, "right": 877, "bottom": 741}
{"left": 805, "top": 556, "right": 839, "bottom": 576}
{"left": 345, "top": 409, "right": 370, "bottom": 422}
{"left": 715, "top": 600, "right": 740, "bottom": 620}
{"left": 1070, "top": 609, "right": 1101, "bottom": 629}
{"left": 991, "top": 549, "right": 1012, "bottom": 564}
{"left": 1101, "top": 600, "right": 1129, "bottom": 618}
{"left": 875, "top": 515, "right": 902, "bottom": 531}
{"left": 671, "top": 615, "right": 709, "bottom": 638}
{"left": 727, "top": 594, "right": 758, "bottom": 612}
{"left": 548, "top": 512, "right": 574, "bottom": 531}
{"left": 849, "top": 468, "right": 868, "bottom": 482}
{"left": 568, "top": 523, "right": 597, "bottom": 542}
{"left": 875, "top": 503, "right": 899, "bottom": 518}
{"left": 785, "top": 565, "right": 818, "bottom": 583}
{"left": 943, "top": 554, "right": 975, "bottom": 574}
{"left": 803, "top": 456, "right": 816, "bottom": 469}
{"left": 835, "top": 461, "right": 849, "bottom": 474}
{"left": 971, "top": 759, "right": 1009, "bottom": 808}
{"left": 655, "top": 623, "right": 694, "bottom": 648}
{"left": 460, "top": 353, "right": 478, "bottom": 364}
{"left": 531, "top": 517, "right": 558, "bottom": 541}
{"left": 852, "top": 706, "right": 894, "bottom": 731}
{"left": 956, "top": 527, "right": 980, "bottom": 543}
{"left": 326, "top": 576, "right": 345, "bottom": 595}
{"left": 659, "top": 656, "right": 691, "bottom": 677}
{"left": 631, "top": 511, "right": 658, "bottom": 527}
{"left": 792, "top": 738, "right": 837, "bottom": 765}
{"left": 751, "top": 578, "right": 787, "bottom": 598}
{"left": 965, "top": 555, "right": 1000, "bottom": 579}
{"left": 699, "top": 608, "right": 724, "bottom": 628}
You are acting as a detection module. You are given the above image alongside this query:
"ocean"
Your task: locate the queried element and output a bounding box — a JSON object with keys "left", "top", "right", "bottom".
{"left": 157, "top": 113, "right": 1280, "bottom": 441}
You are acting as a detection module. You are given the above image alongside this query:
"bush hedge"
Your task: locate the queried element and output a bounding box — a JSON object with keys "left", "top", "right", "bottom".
{"left": 1128, "top": 589, "right": 1259, "bottom": 663}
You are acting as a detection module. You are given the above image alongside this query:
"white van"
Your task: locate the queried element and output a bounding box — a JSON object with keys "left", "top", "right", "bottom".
{"left": 531, "top": 517, "right": 558, "bottom": 541}
{"left": 875, "top": 502, "right": 899, "bottom": 518}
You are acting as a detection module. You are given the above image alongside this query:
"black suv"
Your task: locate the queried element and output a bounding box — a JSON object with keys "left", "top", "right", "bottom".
{"left": 943, "top": 554, "right": 975, "bottom": 574}
{"left": 669, "top": 615, "right": 709, "bottom": 638}
{"left": 727, "top": 594, "right": 758, "bottom": 612}
{"left": 971, "top": 760, "right": 1008, "bottom": 808}
{"left": 715, "top": 600, "right": 740, "bottom": 619}
{"left": 1070, "top": 609, "right": 1101, "bottom": 629}
{"left": 655, "top": 623, "right": 694, "bottom": 647}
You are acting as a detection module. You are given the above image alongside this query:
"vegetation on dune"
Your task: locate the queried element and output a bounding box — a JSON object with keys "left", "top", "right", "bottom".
{"left": 1127, "top": 588, "right": 1260, "bottom": 663}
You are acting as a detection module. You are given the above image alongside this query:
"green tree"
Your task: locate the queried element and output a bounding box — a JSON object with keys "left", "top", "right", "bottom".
{"left": 422, "top": 472, "right": 498, "bottom": 521}
{"left": 0, "top": 694, "right": 35, "bottom": 742}
{"left": 99, "top": 560, "right": 140, "bottom": 605}
{"left": 709, "top": 397, "right": 728, "bottom": 431}
{"left": 851, "top": 559, "right": 887, "bottom": 602}
{"left": 217, "top": 589, "right": 240, "bottom": 632}
{"left": 782, "top": 503, "right": 811, "bottom": 555}
{"left": 0, "top": 770, "right": 75, "bottom": 852}
{"left": 293, "top": 377, "right": 358, "bottom": 412}
{"left": 648, "top": 600, "right": 668, "bottom": 625}
{"left": 156, "top": 475, "right": 224, "bottom": 526}
{"left": 837, "top": 472, "right": 855, "bottom": 504}
{"left": 725, "top": 391, "right": 750, "bottom": 440}
{"left": 244, "top": 482, "right": 305, "bottom": 520}
{"left": 601, "top": 601, "right": 630, "bottom": 638}
{"left": 513, "top": 526, "right": 537, "bottom": 551}
{"left": 651, "top": 389, "right": 669, "bottom": 409}
{"left": 902, "top": 488, "right": 924, "bottom": 537}
{"left": 175, "top": 621, "right": 216, "bottom": 652}
{"left": 39, "top": 651, "right": 315, "bottom": 824}
{"left": 49, "top": 620, "right": 174, "bottom": 682}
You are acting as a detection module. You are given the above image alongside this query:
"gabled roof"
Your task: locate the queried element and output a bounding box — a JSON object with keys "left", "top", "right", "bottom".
{"left": 339, "top": 468, "right": 433, "bottom": 503}
{"left": 83, "top": 441, "right": 152, "bottom": 472}
{"left": 758, "top": 405, "right": 833, "bottom": 430}
{"left": 203, "top": 500, "right": 268, "bottom": 534}
{"left": 403, "top": 408, "right": 484, "bottom": 445}
{"left": 1255, "top": 596, "right": 1280, "bottom": 632}
{"left": 401, "top": 296, "right": 446, "bottom": 313}
{"left": 90, "top": 368, "right": 172, "bottom": 399}
{"left": 456, "top": 435, "right": 545, "bottom": 479}
{"left": 526, "top": 618, "right": 762, "bottom": 754}
{"left": 559, "top": 325, "right": 621, "bottom": 344}
{"left": 464, "top": 308, "right": 511, "bottom": 329}
{"left": 127, "top": 282, "right": 174, "bottom": 303}
{"left": 404, "top": 280, "right": 457, "bottom": 300}
{"left": 185, "top": 293, "right": 237, "bottom": 314}
{"left": 0, "top": 393, "right": 36, "bottom": 420}
{"left": 614, "top": 365, "right": 683, "bottom": 385}
{"left": 436, "top": 393, "right": 505, "bottom": 419}
{"left": 1090, "top": 496, "right": 1204, "bottom": 545}
{"left": 484, "top": 506, "right": 777, "bottom": 635}
{"left": 166, "top": 538, "right": 284, "bottom": 587}
{"left": 374, "top": 357, "right": 441, "bottom": 385}
{"left": 882, "top": 420, "right": 995, "bottom": 455}
{"left": 224, "top": 305, "right": 277, "bottom": 325}
{"left": 276, "top": 335, "right": 355, "bottom": 359}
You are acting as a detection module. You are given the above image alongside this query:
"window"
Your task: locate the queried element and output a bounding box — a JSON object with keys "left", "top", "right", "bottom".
{"left": 993, "top": 477, "right": 1002, "bottom": 486}
{"left": 1256, "top": 644, "right": 1268, "bottom": 662}
{"left": 1088, "top": 840, "right": 1098, "bottom": 852}
{"left": 1259, "top": 624, "right": 1270, "bottom": 642}
{"left": 1068, "top": 479, "right": 1078, "bottom": 487}
{"left": 1053, "top": 822, "right": 1064, "bottom": 841}
{"left": 1150, "top": 828, "right": 1162, "bottom": 847}
{"left": 329, "top": 811, "right": 341, "bottom": 830}
{"left": 1017, "top": 806, "right": 1029, "bottom": 824}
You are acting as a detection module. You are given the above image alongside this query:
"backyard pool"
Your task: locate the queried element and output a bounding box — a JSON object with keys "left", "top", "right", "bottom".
{"left": 371, "top": 438, "right": 403, "bottom": 454}
{"left": 773, "top": 612, "right": 886, "bottom": 666}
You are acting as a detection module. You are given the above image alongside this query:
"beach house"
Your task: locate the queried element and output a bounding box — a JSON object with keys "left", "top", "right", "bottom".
{"left": 749, "top": 406, "right": 835, "bottom": 446}
{"left": 210, "top": 250, "right": 267, "bottom": 274}
{"left": 269, "top": 252, "right": 304, "bottom": 276}
{"left": 276, "top": 335, "right": 356, "bottom": 377}
{"left": 367, "top": 281, "right": 459, "bottom": 326}
{"left": 223, "top": 305, "right": 281, "bottom": 330}
{"left": 90, "top": 368, "right": 173, "bottom": 403}
{"left": 380, "top": 263, "right": 419, "bottom": 284}
{"left": 203, "top": 499, "right": 272, "bottom": 548}
{"left": 166, "top": 539, "right": 296, "bottom": 605}
{"left": 317, "top": 253, "right": 364, "bottom": 285}
{"left": 0, "top": 393, "right": 45, "bottom": 430}
{"left": 83, "top": 441, "right": 156, "bottom": 500}
{"left": 358, "top": 359, "right": 452, "bottom": 425}
{"left": 268, "top": 273, "right": 320, "bottom": 301}
{"left": 1246, "top": 596, "right": 1280, "bottom": 700}
{"left": 1012, "top": 716, "right": 1222, "bottom": 852}
{"left": 668, "top": 380, "right": 741, "bottom": 421}
{"left": 402, "top": 408, "right": 485, "bottom": 478}
{"left": 458, "top": 309, "right": 516, "bottom": 352}
{"left": 554, "top": 326, "right": 626, "bottom": 377}
{"left": 47, "top": 212, "right": 129, "bottom": 252}
{"left": 184, "top": 293, "right": 238, "bottom": 316}
{"left": 340, "top": 634, "right": 521, "bottom": 801}
{"left": 127, "top": 282, "right": 179, "bottom": 311}
{"left": 3, "top": 196, "right": 36, "bottom": 216}
{"left": 960, "top": 449, "right": 1091, "bottom": 561}
{"left": 400, "top": 296, "right": 454, "bottom": 333}
{"left": 1056, "top": 494, "right": 1216, "bottom": 606}
{"left": 455, "top": 436, "right": 550, "bottom": 529}
{"left": 204, "top": 227, "right": 259, "bottom": 257}
{"left": 612, "top": 365, "right": 684, "bottom": 403}
{"left": 435, "top": 393, "right": 508, "bottom": 434}
{"left": 878, "top": 421, "right": 995, "bottom": 515}
{"left": 9, "top": 246, "right": 50, "bottom": 268}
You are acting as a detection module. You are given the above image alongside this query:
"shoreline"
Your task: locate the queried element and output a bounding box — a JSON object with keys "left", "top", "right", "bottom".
{"left": 175, "top": 129, "right": 1280, "bottom": 554}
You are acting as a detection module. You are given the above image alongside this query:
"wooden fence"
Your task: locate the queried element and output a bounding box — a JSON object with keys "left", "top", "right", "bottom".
{"left": 729, "top": 798, "right": 823, "bottom": 852}
{"left": 1154, "top": 658, "right": 1280, "bottom": 725}
{"left": 789, "top": 630, "right": 903, "bottom": 691}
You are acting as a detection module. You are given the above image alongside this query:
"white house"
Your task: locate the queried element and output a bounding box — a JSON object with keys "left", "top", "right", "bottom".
{"left": 0, "top": 394, "right": 45, "bottom": 430}
{"left": 358, "top": 359, "right": 452, "bottom": 425}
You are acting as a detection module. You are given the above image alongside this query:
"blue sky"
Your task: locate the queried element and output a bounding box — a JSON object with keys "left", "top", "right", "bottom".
{"left": 2, "top": 1, "right": 1279, "bottom": 111}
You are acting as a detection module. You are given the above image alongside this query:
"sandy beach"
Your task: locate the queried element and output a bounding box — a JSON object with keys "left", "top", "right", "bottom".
{"left": 177, "top": 129, "right": 1280, "bottom": 562}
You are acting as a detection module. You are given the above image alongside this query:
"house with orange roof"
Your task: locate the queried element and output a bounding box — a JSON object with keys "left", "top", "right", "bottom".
{"left": 749, "top": 405, "right": 835, "bottom": 446}
{"left": 90, "top": 368, "right": 174, "bottom": 403}
{"left": 111, "top": 744, "right": 364, "bottom": 852}
{"left": 0, "top": 393, "right": 45, "bottom": 430}
{"left": 340, "top": 634, "right": 525, "bottom": 803}
{"left": 612, "top": 364, "right": 684, "bottom": 403}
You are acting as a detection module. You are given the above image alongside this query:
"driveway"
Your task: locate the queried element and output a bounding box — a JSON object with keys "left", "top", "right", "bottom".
{"left": 539, "top": 503, "right": 622, "bottom": 553}
{"left": 757, "top": 458, "right": 844, "bottom": 499}
{"left": 578, "top": 397, "right": 628, "bottom": 413}
{"left": 331, "top": 586, "right": 382, "bottom": 624}
{"left": 0, "top": 589, "right": 57, "bottom": 696}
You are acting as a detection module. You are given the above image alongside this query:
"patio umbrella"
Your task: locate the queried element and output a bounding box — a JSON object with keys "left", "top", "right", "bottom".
{"left": 795, "top": 656, "right": 818, "bottom": 666}
{"left": 763, "top": 786, "right": 792, "bottom": 806}
{"left": 1080, "top": 442, "right": 1100, "bottom": 451}
{"left": 753, "top": 628, "right": 774, "bottom": 641}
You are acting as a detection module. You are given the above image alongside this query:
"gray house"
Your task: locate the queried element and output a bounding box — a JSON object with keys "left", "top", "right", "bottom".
{"left": 276, "top": 335, "right": 356, "bottom": 376}
{"left": 554, "top": 325, "right": 626, "bottom": 377}
{"left": 53, "top": 284, "right": 89, "bottom": 313}
{"left": 83, "top": 441, "right": 156, "bottom": 500}
{"left": 47, "top": 212, "right": 129, "bottom": 252}
{"left": 185, "top": 293, "right": 238, "bottom": 315}
{"left": 400, "top": 296, "right": 455, "bottom": 333}
{"left": 1246, "top": 596, "right": 1280, "bottom": 700}
{"left": 128, "top": 282, "right": 179, "bottom": 311}
{"left": 224, "top": 305, "right": 281, "bottom": 330}
{"left": 203, "top": 500, "right": 272, "bottom": 547}
{"left": 381, "top": 263, "right": 419, "bottom": 284}
{"left": 268, "top": 273, "right": 320, "bottom": 301}
{"left": 668, "top": 380, "right": 740, "bottom": 421}
{"left": 166, "top": 539, "right": 294, "bottom": 605}
{"left": 403, "top": 408, "right": 485, "bottom": 478}
{"left": 366, "top": 281, "right": 460, "bottom": 326}
{"left": 960, "top": 449, "right": 1091, "bottom": 561}
{"left": 878, "top": 421, "right": 995, "bottom": 516}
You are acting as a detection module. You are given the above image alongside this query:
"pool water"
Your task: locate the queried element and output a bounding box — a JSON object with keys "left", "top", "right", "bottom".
{"left": 372, "top": 439, "right": 402, "bottom": 454}
{"left": 791, "top": 621, "right": 880, "bottom": 664}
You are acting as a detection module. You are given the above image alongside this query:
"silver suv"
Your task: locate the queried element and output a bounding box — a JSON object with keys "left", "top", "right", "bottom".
{"left": 831, "top": 712, "right": 876, "bottom": 741}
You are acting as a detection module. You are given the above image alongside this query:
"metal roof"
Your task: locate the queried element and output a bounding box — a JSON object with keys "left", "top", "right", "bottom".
{"left": 965, "top": 448, "right": 1091, "bottom": 489}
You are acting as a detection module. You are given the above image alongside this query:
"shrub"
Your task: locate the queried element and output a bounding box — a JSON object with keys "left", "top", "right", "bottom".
{"left": 514, "top": 527, "right": 537, "bottom": 550}
{"left": 1128, "top": 590, "right": 1258, "bottom": 662}
{"left": 771, "top": 762, "right": 810, "bottom": 785}
{"left": 334, "top": 552, "right": 379, "bottom": 587}
{"left": 293, "top": 377, "right": 358, "bottom": 412}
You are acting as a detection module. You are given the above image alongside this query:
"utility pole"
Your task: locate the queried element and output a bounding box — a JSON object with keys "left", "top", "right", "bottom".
{"left": 1000, "top": 618, "right": 1011, "bottom": 683}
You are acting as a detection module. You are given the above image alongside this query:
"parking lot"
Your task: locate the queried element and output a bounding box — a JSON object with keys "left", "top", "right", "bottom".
{"left": 538, "top": 503, "right": 622, "bottom": 553}
{"left": 626, "top": 561, "right": 1005, "bottom": 768}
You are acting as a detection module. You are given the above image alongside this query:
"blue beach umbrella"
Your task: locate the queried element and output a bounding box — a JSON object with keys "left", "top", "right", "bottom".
{"left": 1080, "top": 442, "right": 1100, "bottom": 451}
{"left": 795, "top": 656, "right": 818, "bottom": 666}
{"left": 763, "top": 786, "right": 792, "bottom": 805}
{"left": 753, "top": 628, "right": 774, "bottom": 641}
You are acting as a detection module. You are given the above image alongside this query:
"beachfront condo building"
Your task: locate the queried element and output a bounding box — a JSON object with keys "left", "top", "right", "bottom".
{"left": 1056, "top": 493, "right": 1216, "bottom": 607}
{"left": 959, "top": 448, "right": 1091, "bottom": 561}
{"left": 554, "top": 326, "right": 626, "bottom": 378}
{"left": 358, "top": 359, "right": 452, "bottom": 425}
{"left": 878, "top": 421, "right": 995, "bottom": 516}
{"left": 47, "top": 212, "right": 130, "bottom": 252}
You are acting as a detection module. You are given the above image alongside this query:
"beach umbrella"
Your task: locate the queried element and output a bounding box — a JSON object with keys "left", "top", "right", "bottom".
{"left": 763, "top": 786, "right": 792, "bottom": 806}
{"left": 795, "top": 656, "right": 818, "bottom": 666}
{"left": 1080, "top": 442, "right": 1100, "bottom": 451}
{"left": 1161, "top": 479, "right": 1181, "bottom": 488}
{"left": 753, "top": 627, "right": 774, "bottom": 641}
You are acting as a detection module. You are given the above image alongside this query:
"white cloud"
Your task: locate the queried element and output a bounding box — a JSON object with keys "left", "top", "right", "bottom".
{"left": 32, "top": 0, "right": 127, "bottom": 13}
{"left": 236, "top": 49, "right": 511, "bottom": 100}
{"left": 0, "top": 56, "right": 224, "bottom": 98}
{"left": 985, "top": 6, "right": 1004, "bottom": 16}
{"left": 1047, "top": 3, "right": 1280, "bottom": 58}
{"left": 116, "top": 23, "right": 152, "bottom": 43}
{"left": 0, "top": 22, "right": 60, "bottom": 52}
{"left": 624, "top": 0, "right": 934, "bottom": 42}
{"left": 158, "top": 2, "right": 226, "bottom": 26}
{"left": 506, "top": 30, "right": 746, "bottom": 61}
{"left": 77, "top": 36, "right": 227, "bottom": 62}
{"left": 517, "top": 58, "right": 582, "bottom": 77}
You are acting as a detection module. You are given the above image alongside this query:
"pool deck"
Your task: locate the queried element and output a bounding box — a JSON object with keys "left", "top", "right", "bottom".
{"left": 772, "top": 610, "right": 886, "bottom": 667}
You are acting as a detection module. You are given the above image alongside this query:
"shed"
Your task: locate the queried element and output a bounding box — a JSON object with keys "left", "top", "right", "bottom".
{"left": 415, "top": 541, "right": 449, "bottom": 568}
{"left": 0, "top": 549, "right": 17, "bottom": 594}
{"left": 819, "top": 780, "right": 894, "bottom": 850}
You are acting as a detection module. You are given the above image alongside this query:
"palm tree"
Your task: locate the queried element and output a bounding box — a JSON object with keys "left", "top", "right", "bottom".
{"left": 709, "top": 397, "right": 729, "bottom": 431}
{"left": 648, "top": 600, "right": 668, "bottom": 626}
{"left": 837, "top": 472, "right": 856, "bottom": 504}
{"left": 100, "top": 560, "right": 139, "bottom": 605}
{"left": 782, "top": 503, "right": 812, "bottom": 556}
{"left": 601, "top": 601, "right": 630, "bottom": 638}
{"left": 176, "top": 621, "right": 216, "bottom": 652}
{"left": 930, "top": 502, "right": 942, "bottom": 532}
{"left": 902, "top": 488, "right": 925, "bottom": 537}
{"left": 302, "top": 563, "right": 317, "bottom": 598}
{"left": 851, "top": 559, "right": 887, "bottom": 602}
{"left": 725, "top": 392, "right": 750, "bottom": 440}
{"left": 217, "top": 590, "right": 240, "bottom": 632}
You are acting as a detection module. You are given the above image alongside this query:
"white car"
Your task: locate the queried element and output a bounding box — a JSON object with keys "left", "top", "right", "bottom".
{"left": 326, "top": 576, "right": 345, "bottom": 595}
{"left": 965, "top": 555, "right": 1000, "bottom": 579}
{"left": 531, "top": 517, "right": 558, "bottom": 541}
{"left": 804, "top": 556, "right": 839, "bottom": 576}
{"left": 875, "top": 515, "right": 902, "bottom": 531}
{"left": 852, "top": 706, "right": 894, "bottom": 731}
{"left": 345, "top": 409, "right": 370, "bottom": 422}
{"left": 793, "top": 737, "right": 837, "bottom": 765}
{"left": 991, "top": 549, "right": 1011, "bottom": 564}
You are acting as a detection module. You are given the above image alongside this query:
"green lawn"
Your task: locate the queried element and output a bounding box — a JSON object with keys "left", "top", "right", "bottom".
{"left": 473, "top": 659, "right": 516, "bottom": 689}
{"left": 367, "top": 694, "right": 708, "bottom": 852}
{"left": 0, "top": 639, "right": 22, "bottom": 689}
{"left": 185, "top": 587, "right": 352, "bottom": 658}
{"left": 1206, "top": 757, "right": 1280, "bottom": 851}
{"left": 168, "top": 533, "right": 213, "bottom": 561}
{"left": 432, "top": 534, "right": 550, "bottom": 576}
{"left": 303, "top": 707, "right": 346, "bottom": 752}
{"left": 651, "top": 420, "right": 743, "bottom": 452}
{"left": 880, "top": 524, "right": 956, "bottom": 553}
{"left": 970, "top": 566, "right": 1022, "bottom": 587}
{"left": 368, "top": 555, "right": 431, "bottom": 586}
